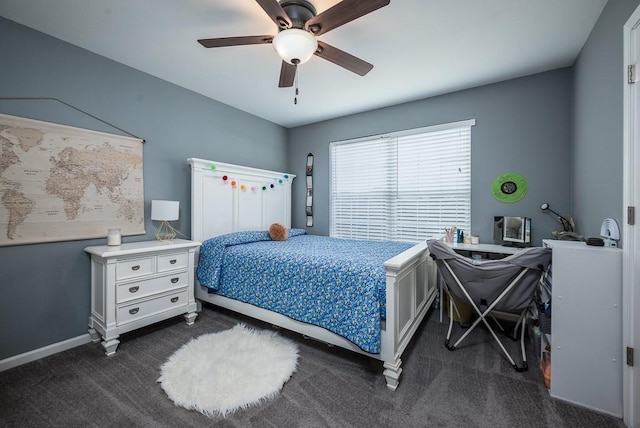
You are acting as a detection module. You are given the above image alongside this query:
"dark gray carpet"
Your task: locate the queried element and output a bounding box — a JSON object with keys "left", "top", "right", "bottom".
{"left": 0, "top": 304, "right": 626, "bottom": 428}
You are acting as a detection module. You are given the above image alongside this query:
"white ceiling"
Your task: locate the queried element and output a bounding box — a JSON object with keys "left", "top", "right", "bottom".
{"left": 0, "top": 0, "right": 607, "bottom": 128}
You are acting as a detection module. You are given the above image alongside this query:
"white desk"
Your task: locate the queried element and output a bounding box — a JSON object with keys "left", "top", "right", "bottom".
{"left": 541, "top": 240, "right": 622, "bottom": 416}
{"left": 445, "top": 242, "right": 522, "bottom": 255}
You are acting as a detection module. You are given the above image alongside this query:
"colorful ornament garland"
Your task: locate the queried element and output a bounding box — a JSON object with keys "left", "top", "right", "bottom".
{"left": 211, "top": 163, "right": 289, "bottom": 194}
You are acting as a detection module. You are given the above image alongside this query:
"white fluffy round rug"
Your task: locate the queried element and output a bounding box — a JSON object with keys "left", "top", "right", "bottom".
{"left": 158, "top": 323, "right": 299, "bottom": 417}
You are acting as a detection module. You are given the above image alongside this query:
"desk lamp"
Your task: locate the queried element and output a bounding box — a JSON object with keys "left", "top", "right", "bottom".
{"left": 151, "top": 200, "right": 179, "bottom": 241}
{"left": 540, "top": 203, "right": 574, "bottom": 232}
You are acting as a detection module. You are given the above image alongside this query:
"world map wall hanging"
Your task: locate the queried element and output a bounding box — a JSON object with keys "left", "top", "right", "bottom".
{"left": 491, "top": 172, "right": 528, "bottom": 203}
{"left": 0, "top": 113, "right": 145, "bottom": 246}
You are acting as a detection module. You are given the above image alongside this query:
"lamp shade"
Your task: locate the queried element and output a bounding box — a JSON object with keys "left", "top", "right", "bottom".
{"left": 151, "top": 200, "right": 179, "bottom": 221}
{"left": 272, "top": 29, "right": 317, "bottom": 65}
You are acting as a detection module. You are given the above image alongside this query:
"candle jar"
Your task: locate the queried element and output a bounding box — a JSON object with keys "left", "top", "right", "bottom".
{"left": 107, "top": 228, "right": 121, "bottom": 246}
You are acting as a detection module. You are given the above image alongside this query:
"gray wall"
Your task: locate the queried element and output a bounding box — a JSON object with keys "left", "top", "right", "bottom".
{"left": 287, "top": 69, "right": 574, "bottom": 246}
{"left": 572, "top": 0, "right": 640, "bottom": 240}
{"left": 0, "top": 17, "right": 287, "bottom": 360}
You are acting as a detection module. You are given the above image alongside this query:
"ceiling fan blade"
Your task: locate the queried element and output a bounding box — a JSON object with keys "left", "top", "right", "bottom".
{"left": 255, "top": 0, "right": 292, "bottom": 30}
{"left": 279, "top": 61, "right": 297, "bottom": 87}
{"left": 315, "top": 41, "right": 373, "bottom": 76}
{"left": 198, "top": 35, "right": 274, "bottom": 48}
{"left": 305, "top": 0, "right": 390, "bottom": 36}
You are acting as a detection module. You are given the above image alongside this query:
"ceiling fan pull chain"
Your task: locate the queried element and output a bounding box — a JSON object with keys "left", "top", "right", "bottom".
{"left": 294, "top": 67, "right": 299, "bottom": 105}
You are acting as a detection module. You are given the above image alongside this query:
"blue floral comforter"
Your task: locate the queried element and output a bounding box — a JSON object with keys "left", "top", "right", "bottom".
{"left": 196, "top": 230, "right": 412, "bottom": 353}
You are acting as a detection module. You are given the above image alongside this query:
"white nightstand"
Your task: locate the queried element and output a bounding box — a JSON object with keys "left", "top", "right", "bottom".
{"left": 84, "top": 239, "right": 201, "bottom": 356}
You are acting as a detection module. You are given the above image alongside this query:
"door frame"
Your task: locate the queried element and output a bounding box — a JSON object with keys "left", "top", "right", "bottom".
{"left": 623, "top": 5, "right": 640, "bottom": 427}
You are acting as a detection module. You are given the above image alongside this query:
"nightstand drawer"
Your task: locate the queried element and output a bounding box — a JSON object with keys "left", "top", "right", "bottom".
{"left": 157, "top": 252, "right": 188, "bottom": 272}
{"left": 116, "top": 256, "right": 154, "bottom": 281}
{"left": 117, "top": 289, "right": 188, "bottom": 325}
{"left": 116, "top": 272, "right": 188, "bottom": 304}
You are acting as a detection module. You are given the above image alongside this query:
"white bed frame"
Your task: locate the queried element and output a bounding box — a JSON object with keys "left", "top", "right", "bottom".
{"left": 188, "top": 158, "right": 437, "bottom": 390}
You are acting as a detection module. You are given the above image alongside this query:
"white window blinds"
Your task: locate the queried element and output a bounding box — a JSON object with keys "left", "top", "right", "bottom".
{"left": 330, "top": 119, "right": 474, "bottom": 243}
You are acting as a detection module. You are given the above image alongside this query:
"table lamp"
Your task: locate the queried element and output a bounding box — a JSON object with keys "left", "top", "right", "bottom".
{"left": 151, "top": 200, "right": 179, "bottom": 241}
{"left": 540, "top": 203, "right": 574, "bottom": 232}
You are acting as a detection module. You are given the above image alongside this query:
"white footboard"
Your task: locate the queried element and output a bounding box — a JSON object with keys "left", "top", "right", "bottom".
{"left": 381, "top": 242, "right": 437, "bottom": 390}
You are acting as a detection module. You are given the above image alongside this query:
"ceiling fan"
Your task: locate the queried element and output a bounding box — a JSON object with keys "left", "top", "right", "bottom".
{"left": 198, "top": 0, "right": 390, "bottom": 88}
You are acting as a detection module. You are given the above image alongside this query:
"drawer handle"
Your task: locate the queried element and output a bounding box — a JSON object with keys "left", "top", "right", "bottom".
{"left": 170, "top": 259, "right": 177, "bottom": 264}
{"left": 171, "top": 297, "right": 179, "bottom": 303}
{"left": 129, "top": 286, "right": 139, "bottom": 293}
{"left": 129, "top": 307, "right": 139, "bottom": 315}
{"left": 171, "top": 277, "right": 179, "bottom": 284}
{"left": 131, "top": 265, "right": 140, "bottom": 271}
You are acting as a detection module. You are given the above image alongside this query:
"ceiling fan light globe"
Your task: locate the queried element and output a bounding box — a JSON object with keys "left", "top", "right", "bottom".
{"left": 272, "top": 29, "right": 317, "bottom": 65}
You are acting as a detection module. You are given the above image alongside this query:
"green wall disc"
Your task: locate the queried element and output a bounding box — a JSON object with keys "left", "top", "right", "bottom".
{"left": 492, "top": 172, "right": 528, "bottom": 203}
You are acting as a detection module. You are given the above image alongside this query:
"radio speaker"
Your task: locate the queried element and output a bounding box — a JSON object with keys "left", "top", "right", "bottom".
{"left": 493, "top": 216, "right": 504, "bottom": 244}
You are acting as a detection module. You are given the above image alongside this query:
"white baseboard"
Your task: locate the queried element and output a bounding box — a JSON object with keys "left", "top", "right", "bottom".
{"left": 0, "top": 334, "right": 92, "bottom": 372}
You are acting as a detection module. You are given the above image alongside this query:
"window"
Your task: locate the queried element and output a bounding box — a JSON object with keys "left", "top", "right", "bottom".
{"left": 330, "top": 119, "right": 474, "bottom": 243}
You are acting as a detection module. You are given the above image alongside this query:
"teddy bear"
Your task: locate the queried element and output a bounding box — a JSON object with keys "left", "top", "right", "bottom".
{"left": 268, "top": 223, "right": 289, "bottom": 241}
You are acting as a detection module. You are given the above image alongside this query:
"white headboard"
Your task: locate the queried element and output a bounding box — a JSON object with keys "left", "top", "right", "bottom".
{"left": 188, "top": 158, "right": 295, "bottom": 243}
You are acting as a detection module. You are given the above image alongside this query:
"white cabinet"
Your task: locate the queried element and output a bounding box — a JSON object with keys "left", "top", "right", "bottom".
{"left": 84, "top": 240, "right": 200, "bottom": 356}
{"left": 542, "top": 240, "right": 622, "bottom": 417}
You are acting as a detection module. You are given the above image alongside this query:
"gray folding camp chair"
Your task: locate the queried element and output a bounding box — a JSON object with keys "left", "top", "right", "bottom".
{"left": 427, "top": 239, "right": 551, "bottom": 372}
